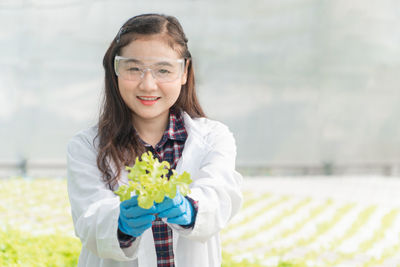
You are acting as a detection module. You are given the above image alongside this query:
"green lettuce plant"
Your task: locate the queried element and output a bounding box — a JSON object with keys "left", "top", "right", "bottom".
{"left": 114, "top": 151, "right": 192, "bottom": 209}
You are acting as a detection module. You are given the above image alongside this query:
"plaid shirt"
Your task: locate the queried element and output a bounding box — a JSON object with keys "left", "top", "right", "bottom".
{"left": 118, "top": 110, "right": 198, "bottom": 267}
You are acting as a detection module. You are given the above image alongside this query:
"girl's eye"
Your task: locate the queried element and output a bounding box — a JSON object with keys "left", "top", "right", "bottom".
{"left": 128, "top": 67, "right": 141, "bottom": 72}
{"left": 157, "top": 69, "right": 171, "bottom": 74}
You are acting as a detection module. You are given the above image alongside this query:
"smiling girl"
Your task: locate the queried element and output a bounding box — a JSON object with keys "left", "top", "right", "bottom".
{"left": 67, "top": 14, "right": 243, "bottom": 267}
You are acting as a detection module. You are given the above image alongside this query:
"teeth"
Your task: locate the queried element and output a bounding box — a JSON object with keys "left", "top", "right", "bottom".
{"left": 138, "top": 96, "right": 159, "bottom": 100}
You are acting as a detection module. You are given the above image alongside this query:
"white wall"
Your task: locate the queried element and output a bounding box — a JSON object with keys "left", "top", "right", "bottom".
{"left": 1, "top": 0, "right": 400, "bottom": 167}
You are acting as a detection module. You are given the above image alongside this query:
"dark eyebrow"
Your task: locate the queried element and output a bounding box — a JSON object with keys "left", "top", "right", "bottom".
{"left": 121, "top": 57, "right": 175, "bottom": 66}
{"left": 153, "top": 61, "right": 174, "bottom": 67}
{"left": 123, "top": 58, "right": 143, "bottom": 64}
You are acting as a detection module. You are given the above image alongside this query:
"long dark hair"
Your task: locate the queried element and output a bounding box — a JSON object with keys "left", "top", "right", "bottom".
{"left": 97, "top": 14, "right": 206, "bottom": 189}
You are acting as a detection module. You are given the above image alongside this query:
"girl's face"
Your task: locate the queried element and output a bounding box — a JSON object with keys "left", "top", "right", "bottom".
{"left": 117, "top": 35, "right": 187, "bottom": 125}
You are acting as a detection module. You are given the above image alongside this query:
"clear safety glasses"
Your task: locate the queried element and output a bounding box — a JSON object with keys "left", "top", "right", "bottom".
{"left": 114, "top": 55, "right": 185, "bottom": 83}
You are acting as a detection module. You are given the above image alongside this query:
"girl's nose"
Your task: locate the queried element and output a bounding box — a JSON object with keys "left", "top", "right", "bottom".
{"left": 139, "top": 69, "right": 157, "bottom": 89}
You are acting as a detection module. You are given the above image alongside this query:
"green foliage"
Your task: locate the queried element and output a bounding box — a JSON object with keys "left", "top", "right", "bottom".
{"left": 3, "top": 176, "right": 400, "bottom": 266}
{"left": 222, "top": 252, "right": 264, "bottom": 267}
{"left": 276, "top": 261, "right": 307, "bottom": 267}
{"left": 0, "top": 228, "right": 81, "bottom": 267}
{"left": 114, "top": 151, "right": 192, "bottom": 209}
{"left": 0, "top": 232, "right": 305, "bottom": 267}
{"left": 0, "top": 177, "right": 74, "bottom": 236}
{"left": 221, "top": 252, "right": 307, "bottom": 267}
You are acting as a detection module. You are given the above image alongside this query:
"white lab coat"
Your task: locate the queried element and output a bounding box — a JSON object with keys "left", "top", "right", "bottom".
{"left": 67, "top": 111, "right": 243, "bottom": 267}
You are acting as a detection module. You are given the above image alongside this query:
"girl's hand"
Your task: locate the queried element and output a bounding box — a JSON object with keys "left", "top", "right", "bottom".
{"left": 155, "top": 192, "right": 194, "bottom": 226}
{"left": 118, "top": 196, "right": 156, "bottom": 237}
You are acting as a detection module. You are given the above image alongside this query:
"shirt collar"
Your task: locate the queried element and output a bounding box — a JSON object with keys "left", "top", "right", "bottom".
{"left": 135, "top": 110, "right": 187, "bottom": 148}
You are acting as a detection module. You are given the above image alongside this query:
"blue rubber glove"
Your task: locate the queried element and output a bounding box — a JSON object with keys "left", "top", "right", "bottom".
{"left": 155, "top": 192, "right": 194, "bottom": 226}
{"left": 118, "top": 196, "right": 157, "bottom": 237}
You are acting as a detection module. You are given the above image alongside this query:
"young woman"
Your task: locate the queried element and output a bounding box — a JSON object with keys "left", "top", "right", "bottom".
{"left": 67, "top": 13, "right": 243, "bottom": 267}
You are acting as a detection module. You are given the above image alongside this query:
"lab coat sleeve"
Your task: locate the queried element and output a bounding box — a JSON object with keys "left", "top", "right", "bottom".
{"left": 66, "top": 132, "right": 141, "bottom": 261}
{"left": 170, "top": 122, "right": 243, "bottom": 242}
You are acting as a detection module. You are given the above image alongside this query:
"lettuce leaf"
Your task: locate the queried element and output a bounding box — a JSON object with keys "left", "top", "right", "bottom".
{"left": 114, "top": 151, "right": 192, "bottom": 209}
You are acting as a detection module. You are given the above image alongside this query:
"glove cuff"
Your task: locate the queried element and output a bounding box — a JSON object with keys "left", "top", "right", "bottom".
{"left": 117, "top": 217, "right": 136, "bottom": 247}
{"left": 181, "top": 196, "right": 198, "bottom": 228}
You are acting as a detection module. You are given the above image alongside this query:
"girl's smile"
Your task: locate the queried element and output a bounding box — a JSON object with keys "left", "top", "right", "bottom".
{"left": 137, "top": 96, "right": 161, "bottom": 105}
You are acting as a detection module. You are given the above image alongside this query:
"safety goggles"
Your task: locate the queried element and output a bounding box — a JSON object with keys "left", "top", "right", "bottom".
{"left": 114, "top": 55, "right": 185, "bottom": 83}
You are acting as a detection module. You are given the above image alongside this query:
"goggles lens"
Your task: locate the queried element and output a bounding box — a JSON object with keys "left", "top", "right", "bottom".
{"left": 114, "top": 56, "right": 185, "bottom": 83}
